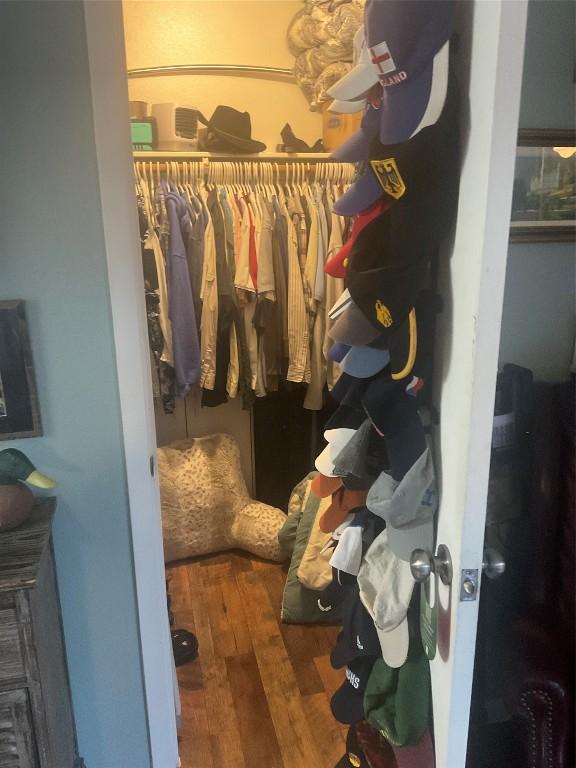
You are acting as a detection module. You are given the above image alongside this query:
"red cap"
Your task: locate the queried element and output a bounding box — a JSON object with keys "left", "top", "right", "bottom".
{"left": 325, "top": 198, "right": 389, "bottom": 279}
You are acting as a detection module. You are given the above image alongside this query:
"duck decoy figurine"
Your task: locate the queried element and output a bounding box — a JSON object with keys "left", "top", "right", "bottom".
{"left": 0, "top": 449, "right": 57, "bottom": 531}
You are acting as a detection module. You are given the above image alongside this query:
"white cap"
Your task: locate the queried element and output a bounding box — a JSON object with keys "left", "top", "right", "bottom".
{"left": 328, "top": 98, "right": 367, "bottom": 114}
{"left": 358, "top": 530, "right": 414, "bottom": 668}
{"left": 314, "top": 428, "right": 357, "bottom": 477}
{"left": 327, "top": 52, "right": 378, "bottom": 103}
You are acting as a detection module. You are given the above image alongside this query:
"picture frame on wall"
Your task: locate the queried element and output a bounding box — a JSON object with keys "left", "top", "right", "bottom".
{"left": 0, "top": 300, "right": 43, "bottom": 440}
{"left": 510, "top": 129, "right": 576, "bottom": 242}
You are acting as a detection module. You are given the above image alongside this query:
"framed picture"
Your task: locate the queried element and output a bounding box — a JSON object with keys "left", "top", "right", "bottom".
{"left": 0, "top": 300, "right": 43, "bottom": 440}
{"left": 510, "top": 129, "right": 576, "bottom": 242}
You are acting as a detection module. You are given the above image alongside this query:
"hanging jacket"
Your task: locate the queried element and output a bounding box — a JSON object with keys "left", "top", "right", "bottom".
{"left": 164, "top": 187, "right": 201, "bottom": 397}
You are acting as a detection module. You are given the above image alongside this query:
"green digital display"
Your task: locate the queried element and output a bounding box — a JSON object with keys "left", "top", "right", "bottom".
{"left": 130, "top": 118, "right": 156, "bottom": 150}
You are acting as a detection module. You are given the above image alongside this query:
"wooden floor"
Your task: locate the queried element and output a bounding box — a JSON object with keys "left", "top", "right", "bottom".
{"left": 167, "top": 550, "right": 348, "bottom": 768}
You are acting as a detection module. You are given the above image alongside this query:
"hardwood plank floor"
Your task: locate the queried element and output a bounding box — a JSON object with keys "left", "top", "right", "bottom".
{"left": 168, "top": 551, "right": 348, "bottom": 768}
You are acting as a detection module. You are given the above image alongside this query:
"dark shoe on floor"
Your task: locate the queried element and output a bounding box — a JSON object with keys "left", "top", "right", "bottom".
{"left": 171, "top": 629, "right": 199, "bottom": 666}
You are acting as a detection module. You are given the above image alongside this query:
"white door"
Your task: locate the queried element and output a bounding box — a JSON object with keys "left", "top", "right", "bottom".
{"left": 83, "top": 3, "right": 179, "bottom": 767}
{"left": 424, "top": 2, "right": 529, "bottom": 766}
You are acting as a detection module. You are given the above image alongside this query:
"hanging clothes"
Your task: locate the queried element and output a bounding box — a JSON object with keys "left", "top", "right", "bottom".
{"left": 135, "top": 159, "right": 354, "bottom": 411}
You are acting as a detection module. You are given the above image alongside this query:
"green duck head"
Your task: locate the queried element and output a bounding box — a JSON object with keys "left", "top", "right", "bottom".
{"left": 0, "top": 449, "right": 57, "bottom": 488}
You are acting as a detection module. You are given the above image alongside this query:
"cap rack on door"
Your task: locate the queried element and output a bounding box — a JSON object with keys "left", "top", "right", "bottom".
{"left": 132, "top": 152, "right": 356, "bottom": 184}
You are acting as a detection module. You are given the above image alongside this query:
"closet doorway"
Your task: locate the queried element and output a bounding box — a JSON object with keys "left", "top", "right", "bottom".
{"left": 84, "top": 2, "right": 529, "bottom": 767}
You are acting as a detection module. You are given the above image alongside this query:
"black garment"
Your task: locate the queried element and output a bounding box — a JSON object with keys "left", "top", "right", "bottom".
{"left": 144, "top": 289, "right": 176, "bottom": 415}
{"left": 139, "top": 196, "right": 176, "bottom": 415}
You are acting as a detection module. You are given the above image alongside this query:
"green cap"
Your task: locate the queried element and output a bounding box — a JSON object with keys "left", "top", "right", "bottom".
{"left": 363, "top": 648, "right": 430, "bottom": 747}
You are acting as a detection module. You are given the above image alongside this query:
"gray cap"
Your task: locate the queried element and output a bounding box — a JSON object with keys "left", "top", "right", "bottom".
{"left": 332, "top": 418, "right": 373, "bottom": 479}
{"left": 366, "top": 445, "right": 437, "bottom": 561}
{"left": 329, "top": 301, "right": 381, "bottom": 347}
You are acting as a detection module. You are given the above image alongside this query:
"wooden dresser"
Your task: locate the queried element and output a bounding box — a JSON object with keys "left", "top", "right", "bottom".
{"left": 0, "top": 498, "right": 78, "bottom": 768}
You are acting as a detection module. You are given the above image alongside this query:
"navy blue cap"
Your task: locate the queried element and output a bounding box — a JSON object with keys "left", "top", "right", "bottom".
{"left": 334, "top": 73, "right": 460, "bottom": 219}
{"left": 325, "top": 405, "right": 366, "bottom": 431}
{"left": 364, "top": 0, "right": 455, "bottom": 144}
{"left": 332, "top": 584, "right": 383, "bottom": 669}
{"left": 331, "top": 104, "right": 381, "bottom": 163}
{"left": 318, "top": 567, "right": 356, "bottom": 613}
{"left": 328, "top": 341, "right": 351, "bottom": 364}
{"left": 330, "top": 656, "right": 377, "bottom": 725}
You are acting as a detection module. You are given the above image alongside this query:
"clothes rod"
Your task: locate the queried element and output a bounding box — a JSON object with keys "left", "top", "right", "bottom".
{"left": 127, "top": 64, "right": 295, "bottom": 83}
{"left": 132, "top": 151, "right": 339, "bottom": 162}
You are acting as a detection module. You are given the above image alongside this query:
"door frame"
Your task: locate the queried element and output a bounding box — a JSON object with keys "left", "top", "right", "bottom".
{"left": 83, "top": 3, "right": 179, "bottom": 767}
{"left": 81, "top": 1, "right": 529, "bottom": 766}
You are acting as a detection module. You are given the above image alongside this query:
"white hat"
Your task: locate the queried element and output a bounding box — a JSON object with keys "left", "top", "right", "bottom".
{"left": 366, "top": 445, "right": 437, "bottom": 561}
{"left": 329, "top": 524, "right": 363, "bottom": 575}
{"left": 327, "top": 31, "right": 368, "bottom": 114}
{"left": 328, "top": 98, "right": 367, "bottom": 114}
{"left": 327, "top": 27, "right": 379, "bottom": 103}
{"left": 314, "top": 427, "right": 357, "bottom": 477}
{"left": 357, "top": 530, "right": 414, "bottom": 668}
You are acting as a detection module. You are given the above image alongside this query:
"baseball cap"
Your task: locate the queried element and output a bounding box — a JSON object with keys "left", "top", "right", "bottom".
{"left": 330, "top": 524, "right": 363, "bottom": 576}
{"left": 318, "top": 567, "right": 356, "bottom": 613}
{"left": 325, "top": 198, "right": 390, "bottom": 279}
{"left": 367, "top": 445, "right": 437, "bottom": 561}
{"left": 327, "top": 28, "right": 379, "bottom": 103}
{"left": 330, "top": 372, "right": 372, "bottom": 409}
{"left": 355, "top": 720, "right": 398, "bottom": 768}
{"left": 335, "top": 725, "right": 370, "bottom": 768}
{"left": 319, "top": 487, "right": 368, "bottom": 533}
{"left": 311, "top": 472, "right": 343, "bottom": 499}
{"left": 385, "top": 404, "right": 427, "bottom": 482}
{"left": 364, "top": 0, "right": 455, "bottom": 144}
{"left": 333, "top": 71, "right": 460, "bottom": 218}
{"left": 356, "top": 289, "right": 440, "bottom": 386}
{"left": 329, "top": 98, "right": 368, "bottom": 115}
{"left": 344, "top": 218, "right": 429, "bottom": 379}
{"left": 329, "top": 300, "right": 382, "bottom": 346}
{"left": 325, "top": 404, "right": 367, "bottom": 431}
{"left": 330, "top": 516, "right": 376, "bottom": 578}
{"left": 360, "top": 370, "right": 406, "bottom": 435}
{"left": 329, "top": 289, "right": 354, "bottom": 320}
{"left": 357, "top": 531, "right": 415, "bottom": 668}
{"left": 328, "top": 341, "right": 351, "bottom": 363}
{"left": 331, "top": 656, "right": 377, "bottom": 725}
{"left": 393, "top": 729, "right": 435, "bottom": 768}
{"left": 332, "top": 585, "right": 382, "bottom": 669}
{"left": 364, "top": 649, "right": 431, "bottom": 747}
{"left": 315, "top": 428, "right": 357, "bottom": 477}
{"left": 331, "top": 104, "right": 381, "bottom": 163}
{"left": 332, "top": 419, "right": 387, "bottom": 483}
{"left": 340, "top": 346, "right": 391, "bottom": 379}
{"left": 361, "top": 382, "right": 428, "bottom": 480}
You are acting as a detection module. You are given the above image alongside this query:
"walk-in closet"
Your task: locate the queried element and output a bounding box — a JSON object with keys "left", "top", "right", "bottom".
{"left": 121, "top": 2, "right": 573, "bottom": 767}
{"left": 0, "top": 1, "right": 573, "bottom": 767}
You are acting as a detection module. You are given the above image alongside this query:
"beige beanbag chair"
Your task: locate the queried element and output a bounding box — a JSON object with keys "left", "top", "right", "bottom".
{"left": 158, "top": 434, "right": 286, "bottom": 563}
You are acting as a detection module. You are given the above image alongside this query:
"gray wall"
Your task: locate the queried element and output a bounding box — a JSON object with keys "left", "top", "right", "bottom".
{"left": 0, "top": 3, "right": 150, "bottom": 767}
{"left": 499, "top": 0, "right": 576, "bottom": 381}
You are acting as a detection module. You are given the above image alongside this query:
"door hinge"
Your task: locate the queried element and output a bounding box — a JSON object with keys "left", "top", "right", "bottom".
{"left": 460, "top": 569, "right": 479, "bottom": 601}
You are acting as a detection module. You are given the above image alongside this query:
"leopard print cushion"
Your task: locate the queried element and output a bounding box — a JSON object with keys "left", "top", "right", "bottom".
{"left": 158, "top": 433, "right": 286, "bottom": 563}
